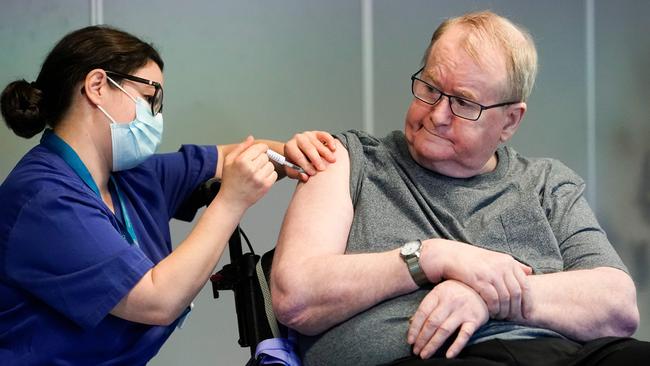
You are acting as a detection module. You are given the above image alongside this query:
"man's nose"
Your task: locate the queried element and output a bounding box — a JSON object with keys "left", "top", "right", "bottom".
{"left": 427, "top": 96, "right": 453, "bottom": 127}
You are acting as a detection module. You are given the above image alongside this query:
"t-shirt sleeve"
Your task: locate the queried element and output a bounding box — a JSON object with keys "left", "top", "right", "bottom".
{"left": 542, "top": 161, "right": 628, "bottom": 272}
{"left": 335, "top": 130, "right": 367, "bottom": 206}
{"left": 147, "top": 144, "right": 218, "bottom": 221}
{"left": 5, "top": 188, "right": 154, "bottom": 329}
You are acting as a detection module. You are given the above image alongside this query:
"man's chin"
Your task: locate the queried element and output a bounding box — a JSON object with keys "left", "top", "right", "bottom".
{"left": 410, "top": 149, "right": 453, "bottom": 169}
{"left": 418, "top": 128, "right": 452, "bottom": 146}
{"left": 414, "top": 138, "right": 453, "bottom": 158}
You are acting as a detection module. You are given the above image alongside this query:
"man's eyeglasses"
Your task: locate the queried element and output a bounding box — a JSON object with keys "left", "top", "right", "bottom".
{"left": 105, "top": 70, "right": 163, "bottom": 115}
{"left": 410, "top": 67, "right": 518, "bottom": 121}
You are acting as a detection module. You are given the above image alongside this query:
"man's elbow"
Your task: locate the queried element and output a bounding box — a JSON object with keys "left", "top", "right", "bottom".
{"left": 600, "top": 303, "right": 639, "bottom": 338}
{"left": 609, "top": 292, "right": 640, "bottom": 337}
{"left": 618, "top": 307, "right": 640, "bottom": 337}
{"left": 271, "top": 277, "right": 321, "bottom": 335}
{"left": 273, "top": 295, "right": 306, "bottom": 333}
{"left": 604, "top": 271, "right": 640, "bottom": 337}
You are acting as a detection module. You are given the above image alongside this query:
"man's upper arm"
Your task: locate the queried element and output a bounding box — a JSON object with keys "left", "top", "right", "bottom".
{"left": 273, "top": 139, "right": 353, "bottom": 270}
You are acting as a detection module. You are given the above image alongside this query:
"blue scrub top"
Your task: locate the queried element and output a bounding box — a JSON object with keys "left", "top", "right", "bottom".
{"left": 0, "top": 134, "right": 217, "bottom": 365}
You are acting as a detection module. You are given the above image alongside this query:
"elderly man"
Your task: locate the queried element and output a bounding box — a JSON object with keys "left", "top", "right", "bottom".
{"left": 271, "top": 10, "right": 647, "bottom": 366}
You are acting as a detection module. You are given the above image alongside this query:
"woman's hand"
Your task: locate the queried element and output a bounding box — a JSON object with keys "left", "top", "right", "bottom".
{"left": 284, "top": 131, "right": 337, "bottom": 181}
{"left": 407, "top": 280, "right": 489, "bottom": 359}
{"left": 218, "top": 136, "right": 277, "bottom": 212}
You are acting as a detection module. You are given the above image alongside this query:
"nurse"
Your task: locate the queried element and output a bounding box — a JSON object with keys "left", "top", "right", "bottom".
{"left": 0, "top": 26, "right": 335, "bottom": 364}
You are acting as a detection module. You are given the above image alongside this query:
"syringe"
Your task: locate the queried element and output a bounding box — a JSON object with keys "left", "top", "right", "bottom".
{"left": 266, "top": 150, "right": 306, "bottom": 174}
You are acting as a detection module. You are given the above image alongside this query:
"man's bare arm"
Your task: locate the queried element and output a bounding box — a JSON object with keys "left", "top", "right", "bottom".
{"left": 518, "top": 266, "right": 639, "bottom": 341}
{"left": 270, "top": 141, "right": 418, "bottom": 335}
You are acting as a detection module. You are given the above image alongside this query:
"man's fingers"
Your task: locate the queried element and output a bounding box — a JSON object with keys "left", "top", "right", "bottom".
{"left": 492, "top": 276, "right": 510, "bottom": 320}
{"left": 412, "top": 299, "right": 452, "bottom": 356}
{"left": 418, "top": 317, "right": 460, "bottom": 359}
{"left": 514, "top": 265, "right": 529, "bottom": 293}
{"left": 504, "top": 271, "right": 522, "bottom": 320}
{"left": 445, "top": 322, "right": 477, "bottom": 359}
{"left": 408, "top": 295, "right": 439, "bottom": 345}
{"left": 519, "top": 262, "right": 533, "bottom": 275}
{"left": 514, "top": 267, "right": 531, "bottom": 319}
{"left": 408, "top": 280, "right": 489, "bottom": 360}
{"left": 478, "top": 285, "right": 499, "bottom": 318}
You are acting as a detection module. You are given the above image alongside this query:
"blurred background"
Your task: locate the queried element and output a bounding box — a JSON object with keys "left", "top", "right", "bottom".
{"left": 1, "top": 1, "right": 648, "bottom": 364}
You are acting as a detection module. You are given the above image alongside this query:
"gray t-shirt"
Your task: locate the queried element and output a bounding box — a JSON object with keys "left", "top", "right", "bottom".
{"left": 297, "top": 130, "right": 626, "bottom": 366}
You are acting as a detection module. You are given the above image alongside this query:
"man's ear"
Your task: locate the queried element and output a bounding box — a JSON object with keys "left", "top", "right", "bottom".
{"left": 82, "top": 69, "right": 110, "bottom": 106}
{"left": 499, "top": 102, "right": 526, "bottom": 142}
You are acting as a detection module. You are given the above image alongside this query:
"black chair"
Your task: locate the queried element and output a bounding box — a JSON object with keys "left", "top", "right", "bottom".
{"left": 211, "top": 230, "right": 285, "bottom": 365}
{"left": 184, "top": 179, "right": 286, "bottom": 365}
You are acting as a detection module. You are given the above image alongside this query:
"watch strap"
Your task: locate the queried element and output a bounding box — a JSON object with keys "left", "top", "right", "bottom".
{"left": 405, "top": 256, "right": 428, "bottom": 286}
{"left": 402, "top": 240, "right": 428, "bottom": 287}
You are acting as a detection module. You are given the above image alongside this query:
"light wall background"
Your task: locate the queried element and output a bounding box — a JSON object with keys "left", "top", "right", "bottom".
{"left": 1, "top": 1, "right": 648, "bottom": 365}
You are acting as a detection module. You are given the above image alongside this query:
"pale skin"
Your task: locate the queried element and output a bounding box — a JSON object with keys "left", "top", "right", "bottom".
{"left": 272, "top": 24, "right": 639, "bottom": 360}
{"left": 54, "top": 60, "right": 337, "bottom": 326}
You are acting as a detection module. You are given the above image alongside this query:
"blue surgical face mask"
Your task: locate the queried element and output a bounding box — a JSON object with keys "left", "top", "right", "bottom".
{"left": 97, "top": 76, "right": 164, "bottom": 171}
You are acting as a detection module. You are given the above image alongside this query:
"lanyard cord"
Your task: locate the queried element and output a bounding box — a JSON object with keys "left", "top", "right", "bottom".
{"left": 109, "top": 176, "right": 139, "bottom": 246}
{"left": 41, "top": 129, "right": 139, "bottom": 246}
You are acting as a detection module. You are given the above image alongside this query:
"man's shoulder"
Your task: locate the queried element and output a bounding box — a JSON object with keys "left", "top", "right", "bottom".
{"left": 336, "top": 129, "right": 404, "bottom": 156}
{"left": 501, "top": 146, "right": 585, "bottom": 187}
{"left": 336, "top": 129, "right": 378, "bottom": 148}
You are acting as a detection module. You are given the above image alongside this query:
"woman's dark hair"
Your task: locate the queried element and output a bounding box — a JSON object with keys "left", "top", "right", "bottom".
{"left": 0, "top": 25, "right": 163, "bottom": 138}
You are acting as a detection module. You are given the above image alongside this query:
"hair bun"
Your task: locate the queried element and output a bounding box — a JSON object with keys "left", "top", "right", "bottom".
{"left": 1, "top": 79, "right": 46, "bottom": 138}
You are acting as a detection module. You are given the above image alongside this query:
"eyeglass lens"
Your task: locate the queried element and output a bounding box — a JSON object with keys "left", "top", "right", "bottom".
{"left": 412, "top": 78, "right": 481, "bottom": 120}
{"left": 152, "top": 88, "right": 163, "bottom": 115}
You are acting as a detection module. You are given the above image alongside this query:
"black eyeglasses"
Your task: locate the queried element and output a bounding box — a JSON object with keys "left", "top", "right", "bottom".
{"left": 105, "top": 70, "right": 163, "bottom": 115}
{"left": 410, "top": 67, "right": 519, "bottom": 121}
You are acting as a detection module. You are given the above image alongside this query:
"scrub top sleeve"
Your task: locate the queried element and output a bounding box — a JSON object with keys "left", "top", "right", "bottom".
{"left": 149, "top": 145, "right": 218, "bottom": 221}
{"left": 5, "top": 188, "right": 154, "bottom": 329}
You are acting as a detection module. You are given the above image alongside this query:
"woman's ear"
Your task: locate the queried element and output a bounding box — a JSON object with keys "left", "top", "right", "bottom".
{"left": 83, "top": 69, "right": 109, "bottom": 106}
{"left": 499, "top": 102, "right": 527, "bottom": 143}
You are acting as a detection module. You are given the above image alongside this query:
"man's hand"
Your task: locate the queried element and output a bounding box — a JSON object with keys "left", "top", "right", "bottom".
{"left": 421, "top": 238, "right": 532, "bottom": 320}
{"left": 407, "top": 280, "right": 488, "bottom": 359}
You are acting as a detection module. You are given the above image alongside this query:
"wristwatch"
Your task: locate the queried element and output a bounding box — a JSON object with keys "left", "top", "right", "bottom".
{"left": 400, "top": 240, "right": 428, "bottom": 286}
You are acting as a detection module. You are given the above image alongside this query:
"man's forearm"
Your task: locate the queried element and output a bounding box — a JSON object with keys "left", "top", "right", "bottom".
{"left": 519, "top": 267, "right": 639, "bottom": 341}
{"left": 271, "top": 249, "right": 418, "bottom": 335}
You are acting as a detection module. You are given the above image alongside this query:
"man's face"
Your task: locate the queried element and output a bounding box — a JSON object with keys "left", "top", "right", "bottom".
{"left": 404, "top": 26, "right": 523, "bottom": 178}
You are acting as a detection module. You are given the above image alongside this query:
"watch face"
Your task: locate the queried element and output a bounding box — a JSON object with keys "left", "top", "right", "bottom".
{"left": 401, "top": 241, "right": 420, "bottom": 256}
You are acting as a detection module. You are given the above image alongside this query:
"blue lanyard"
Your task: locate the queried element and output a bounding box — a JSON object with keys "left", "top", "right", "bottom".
{"left": 41, "top": 129, "right": 139, "bottom": 247}
{"left": 109, "top": 176, "right": 139, "bottom": 247}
